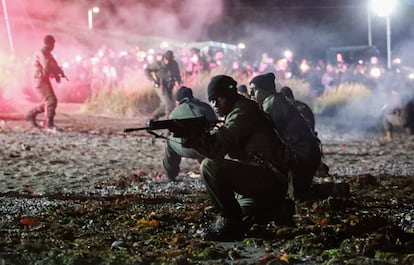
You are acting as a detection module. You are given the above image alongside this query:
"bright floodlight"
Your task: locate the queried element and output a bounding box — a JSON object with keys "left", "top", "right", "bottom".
{"left": 88, "top": 7, "right": 100, "bottom": 29}
{"left": 283, "top": 50, "right": 293, "bottom": 59}
{"left": 371, "top": 0, "right": 396, "bottom": 16}
{"left": 237, "top": 43, "right": 246, "bottom": 49}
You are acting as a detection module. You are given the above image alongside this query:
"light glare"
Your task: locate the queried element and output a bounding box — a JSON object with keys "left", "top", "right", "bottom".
{"left": 371, "top": 0, "right": 396, "bottom": 16}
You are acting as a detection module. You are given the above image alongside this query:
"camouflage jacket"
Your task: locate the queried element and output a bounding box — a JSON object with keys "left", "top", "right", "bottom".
{"left": 34, "top": 48, "right": 64, "bottom": 83}
{"left": 189, "top": 94, "right": 289, "bottom": 176}
{"left": 168, "top": 97, "right": 218, "bottom": 150}
{"left": 144, "top": 59, "right": 182, "bottom": 85}
{"left": 262, "top": 93, "right": 320, "bottom": 159}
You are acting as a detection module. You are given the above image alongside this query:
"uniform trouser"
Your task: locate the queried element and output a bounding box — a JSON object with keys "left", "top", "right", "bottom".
{"left": 291, "top": 145, "right": 321, "bottom": 200}
{"left": 162, "top": 140, "right": 204, "bottom": 179}
{"left": 153, "top": 83, "right": 174, "bottom": 119}
{"left": 29, "top": 80, "right": 58, "bottom": 127}
{"left": 200, "top": 158, "right": 287, "bottom": 220}
{"left": 383, "top": 112, "right": 407, "bottom": 132}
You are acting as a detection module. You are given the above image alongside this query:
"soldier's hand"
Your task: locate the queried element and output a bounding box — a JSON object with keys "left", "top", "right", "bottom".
{"left": 152, "top": 81, "right": 160, "bottom": 88}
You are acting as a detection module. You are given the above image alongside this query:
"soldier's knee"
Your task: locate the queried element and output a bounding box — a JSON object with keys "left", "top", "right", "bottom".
{"left": 200, "top": 158, "right": 213, "bottom": 172}
{"left": 46, "top": 94, "right": 58, "bottom": 108}
{"left": 200, "top": 158, "right": 217, "bottom": 178}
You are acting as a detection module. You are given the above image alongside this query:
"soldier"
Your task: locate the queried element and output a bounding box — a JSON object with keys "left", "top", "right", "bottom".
{"left": 279, "top": 85, "right": 330, "bottom": 179}
{"left": 183, "top": 75, "right": 293, "bottom": 241}
{"left": 380, "top": 87, "right": 414, "bottom": 142}
{"left": 162, "top": 86, "right": 217, "bottom": 181}
{"left": 237, "top": 84, "right": 250, "bottom": 98}
{"left": 250, "top": 73, "right": 321, "bottom": 201}
{"left": 26, "top": 34, "right": 67, "bottom": 131}
{"left": 145, "top": 50, "right": 182, "bottom": 120}
{"left": 279, "top": 86, "right": 315, "bottom": 132}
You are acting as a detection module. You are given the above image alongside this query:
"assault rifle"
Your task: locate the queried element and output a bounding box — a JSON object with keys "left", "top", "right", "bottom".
{"left": 123, "top": 116, "right": 219, "bottom": 138}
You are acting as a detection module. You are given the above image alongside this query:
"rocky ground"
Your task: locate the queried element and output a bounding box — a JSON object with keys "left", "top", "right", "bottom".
{"left": 0, "top": 105, "right": 413, "bottom": 265}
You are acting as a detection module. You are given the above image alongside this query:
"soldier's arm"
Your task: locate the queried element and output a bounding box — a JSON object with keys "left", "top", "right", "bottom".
{"left": 173, "top": 61, "right": 182, "bottom": 84}
{"left": 144, "top": 62, "right": 158, "bottom": 82}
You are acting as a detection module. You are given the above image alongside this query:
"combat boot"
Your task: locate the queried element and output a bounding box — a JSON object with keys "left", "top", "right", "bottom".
{"left": 382, "top": 130, "right": 392, "bottom": 142}
{"left": 241, "top": 199, "right": 296, "bottom": 227}
{"left": 45, "top": 116, "right": 62, "bottom": 132}
{"left": 26, "top": 110, "right": 39, "bottom": 127}
{"left": 203, "top": 217, "right": 249, "bottom": 242}
{"left": 405, "top": 128, "right": 414, "bottom": 140}
{"left": 310, "top": 182, "right": 350, "bottom": 200}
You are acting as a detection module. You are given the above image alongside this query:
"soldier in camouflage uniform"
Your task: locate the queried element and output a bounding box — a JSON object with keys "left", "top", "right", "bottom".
{"left": 26, "top": 35, "right": 66, "bottom": 131}
{"left": 162, "top": 86, "right": 217, "bottom": 181}
{"left": 279, "top": 86, "right": 330, "bottom": 182}
{"left": 250, "top": 73, "right": 321, "bottom": 201}
{"left": 183, "top": 75, "right": 292, "bottom": 241}
{"left": 145, "top": 50, "right": 182, "bottom": 120}
{"left": 279, "top": 86, "right": 315, "bottom": 132}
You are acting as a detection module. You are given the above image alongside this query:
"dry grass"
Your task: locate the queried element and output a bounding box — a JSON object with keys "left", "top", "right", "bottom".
{"left": 80, "top": 69, "right": 373, "bottom": 120}
{"left": 313, "top": 82, "right": 372, "bottom": 114}
{"left": 81, "top": 68, "right": 251, "bottom": 117}
{"left": 81, "top": 70, "right": 159, "bottom": 118}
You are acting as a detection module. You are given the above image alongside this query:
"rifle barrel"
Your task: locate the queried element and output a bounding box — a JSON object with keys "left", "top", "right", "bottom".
{"left": 123, "top": 127, "right": 148, "bottom": 133}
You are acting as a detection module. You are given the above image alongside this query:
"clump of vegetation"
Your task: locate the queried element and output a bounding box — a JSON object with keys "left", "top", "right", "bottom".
{"left": 80, "top": 68, "right": 374, "bottom": 122}
{"left": 81, "top": 89, "right": 159, "bottom": 118}
{"left": 80, "top": 70, "right": 159, "bottom": 117}
{"left": 80, "top": 67, "right": 251, "bottom": 117}
{"left": 313, "top": 82, "right": 371, "bottom": 115}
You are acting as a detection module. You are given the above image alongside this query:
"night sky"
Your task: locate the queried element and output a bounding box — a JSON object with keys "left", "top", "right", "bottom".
{"left": 207, "top": 0, "right": 414, "bottom": 61}
{"left": 98, "top": 0, "right": 414, "bottom": 63}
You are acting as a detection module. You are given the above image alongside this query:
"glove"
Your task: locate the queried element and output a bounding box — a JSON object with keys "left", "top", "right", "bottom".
{"left": 152, "top": 81, "right": 160, "bottom": 88}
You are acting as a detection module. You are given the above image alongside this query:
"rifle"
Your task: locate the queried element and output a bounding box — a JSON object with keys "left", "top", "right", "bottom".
{"left": 53, "top": 68, "right": 69, "bottom": 83}
{"left": 123, "top": 116, "right": 219, "bottom": 138}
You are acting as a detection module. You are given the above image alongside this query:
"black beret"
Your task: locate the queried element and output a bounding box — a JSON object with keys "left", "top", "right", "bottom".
{"left": 207, "top": 75, "right": 237, "bottom": 100}
{"left": 250, "top": 72, "right": 276, "bottom": 91}
{"left": 176, "top": 86, "right": 193, "bottom": 102}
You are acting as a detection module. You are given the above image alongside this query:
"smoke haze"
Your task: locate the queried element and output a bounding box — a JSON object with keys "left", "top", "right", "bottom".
{"left": 1, "top": 0, "right": 224, "bottom": 57}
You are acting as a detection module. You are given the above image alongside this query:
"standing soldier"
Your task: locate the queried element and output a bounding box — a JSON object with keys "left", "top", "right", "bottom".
{"left": 26, "top": 34, "right": 67, "bottom": 131}
{"left": 145, "top": 50, "right": 182, "bottom": 120}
